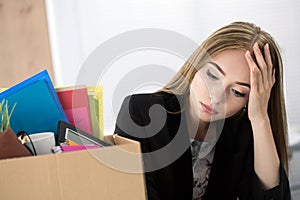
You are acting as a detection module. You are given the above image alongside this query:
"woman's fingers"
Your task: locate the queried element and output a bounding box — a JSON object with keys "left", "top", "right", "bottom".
{"left": 245, "top": 50, "right": 261, "bottom": 93}
{"left": 253, "top": 43, "right": 269, "bottom": 87}
{"left": 263, "top": 43, "right": 275, "bottom": 85}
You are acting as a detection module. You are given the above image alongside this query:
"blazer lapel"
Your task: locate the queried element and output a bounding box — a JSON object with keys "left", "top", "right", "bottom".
{"left": 162, "top": 92, "right": 194, "bottom": 197}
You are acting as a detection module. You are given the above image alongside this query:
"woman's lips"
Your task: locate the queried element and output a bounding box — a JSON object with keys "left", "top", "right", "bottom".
{"left": 200, "top": 102, "right": 218, "bottom": 115}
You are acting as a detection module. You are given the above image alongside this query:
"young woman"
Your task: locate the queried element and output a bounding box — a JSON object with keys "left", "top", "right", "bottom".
{"left": 114, "top": 21, "right": 291, "bottom": 199}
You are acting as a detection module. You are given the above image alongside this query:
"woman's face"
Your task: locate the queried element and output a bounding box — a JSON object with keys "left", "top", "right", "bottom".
{"left": 189, "top": 49, "right": 250, "bottom": 122}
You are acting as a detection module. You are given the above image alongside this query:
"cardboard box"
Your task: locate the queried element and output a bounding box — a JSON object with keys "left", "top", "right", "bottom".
{"left": 0, "top": 135, "right": 146, "bottom": 200}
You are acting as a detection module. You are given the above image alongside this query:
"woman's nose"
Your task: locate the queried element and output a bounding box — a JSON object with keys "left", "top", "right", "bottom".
{"left": 209, "top": 87, "right": 226, "bottom": 104}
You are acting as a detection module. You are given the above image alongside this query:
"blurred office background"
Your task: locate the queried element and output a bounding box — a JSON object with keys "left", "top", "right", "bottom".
{"left": 1, "top": 0, "right": 299, "bottom": 198}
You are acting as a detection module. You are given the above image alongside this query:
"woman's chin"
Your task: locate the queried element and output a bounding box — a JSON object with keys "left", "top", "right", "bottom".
{"left": 198, "top": 112, "right": 225, "bottom": 122}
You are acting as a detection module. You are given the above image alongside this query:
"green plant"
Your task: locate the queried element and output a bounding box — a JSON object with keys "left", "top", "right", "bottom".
{"left": 0, "top": 99, "right": 16, "bottom": 132}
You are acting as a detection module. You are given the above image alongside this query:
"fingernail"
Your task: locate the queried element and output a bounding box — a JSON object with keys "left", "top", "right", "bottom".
{"left": 265, "top": 43, "right": 269, "bottom": 50}
{"left": 246, "top": 50, "right": 251, "bottom": 58}
{"left": 253, "top": 42, "right": 259, "bottom": 51}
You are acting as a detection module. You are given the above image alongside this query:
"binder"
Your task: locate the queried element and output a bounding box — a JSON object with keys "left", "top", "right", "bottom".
{"left": 0, "top": 70, "right": 68, "bottom": 136}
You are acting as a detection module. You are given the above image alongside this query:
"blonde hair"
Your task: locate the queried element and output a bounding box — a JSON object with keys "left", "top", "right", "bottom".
{"left": 160, "top": 21, "right": 289, "bottom": 173}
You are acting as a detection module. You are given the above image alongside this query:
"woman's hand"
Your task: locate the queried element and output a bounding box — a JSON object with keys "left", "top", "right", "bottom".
{"left": 245, "top": 42, "right": 275, "bottom": 122}
{"left": 244, "top": 42, "right": 280, "bottom": 189}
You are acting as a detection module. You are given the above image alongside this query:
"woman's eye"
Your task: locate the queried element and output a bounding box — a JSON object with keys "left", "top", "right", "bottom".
{"left": 206, "top": 69, "right": 219, "bottom": 80}
{"left": 231, "top": 89, "right": 246, "bottom": 98}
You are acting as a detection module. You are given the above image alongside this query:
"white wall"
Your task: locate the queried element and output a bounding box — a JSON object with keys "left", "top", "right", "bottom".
{"left": 45, "top": 0, "right": 300, "bottom": 142}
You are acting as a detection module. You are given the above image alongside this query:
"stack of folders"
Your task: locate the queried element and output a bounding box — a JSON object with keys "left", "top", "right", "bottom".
{"left": 0, "top": 70, "right": 68, "bottom": 137}
{"left": 0, "top": 70, "right": 104, "bottom": 145}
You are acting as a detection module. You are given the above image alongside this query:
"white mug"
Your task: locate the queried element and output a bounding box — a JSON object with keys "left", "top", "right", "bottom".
{"left": 24, "top": 132, "right": 55, "bottom": 155}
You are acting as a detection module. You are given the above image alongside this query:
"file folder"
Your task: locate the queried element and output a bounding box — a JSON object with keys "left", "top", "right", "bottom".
{"left": 56, "top": 86, "right": 92, "bottom": 134}
{"left": 0, "top": 70, "right": 68, "bottom": 136}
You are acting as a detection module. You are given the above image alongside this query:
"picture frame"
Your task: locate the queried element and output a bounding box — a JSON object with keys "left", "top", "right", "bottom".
{"left": 56, "top": 120, "right": 111, "bottom": 147}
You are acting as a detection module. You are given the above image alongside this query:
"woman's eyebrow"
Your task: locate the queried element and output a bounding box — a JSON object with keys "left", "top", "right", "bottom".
{"left": 209, "top": 62, "right": 226, "bottom": 76}
{"left": 235, "top": 82, "right": 250, "bottom": 88}
{"left": 209, "top": 61, "right": 250, "bottom": 88}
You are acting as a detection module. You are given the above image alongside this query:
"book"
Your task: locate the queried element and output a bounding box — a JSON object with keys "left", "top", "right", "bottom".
{"left": 87, "top": 86, "right": 104, "bottom": 139}
{"left": 56, "top": 86, "right": 92, "bottom": 134}
{"left": 0, "top": 70, "right": 68, "bottom": 137}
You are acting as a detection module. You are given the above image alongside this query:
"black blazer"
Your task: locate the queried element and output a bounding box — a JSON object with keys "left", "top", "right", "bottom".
{"left": 114, "top": 92, "right": 291, "bottom": 200}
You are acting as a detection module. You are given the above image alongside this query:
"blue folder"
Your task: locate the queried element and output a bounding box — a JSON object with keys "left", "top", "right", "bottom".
{"left": 0, "top": 70, "right": 68, "bottom": 136}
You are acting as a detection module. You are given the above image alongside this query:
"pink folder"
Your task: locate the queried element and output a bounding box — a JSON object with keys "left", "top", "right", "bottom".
{"left": 60, "top": 144, "right": 100, "bottom": 152}
{"left": 56, "top": 86, "right": 92, "bottom": 134}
